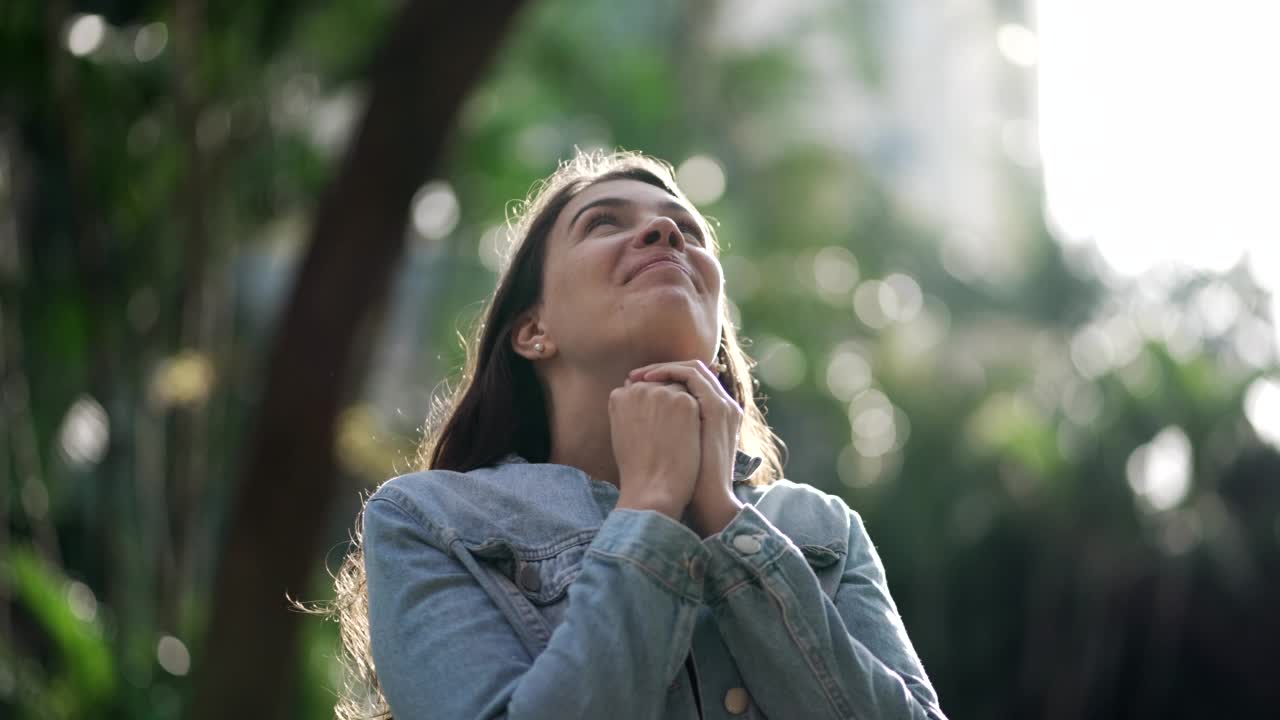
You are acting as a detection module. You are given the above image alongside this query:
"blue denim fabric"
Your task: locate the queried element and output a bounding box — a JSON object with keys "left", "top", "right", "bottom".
{"left": 363, "top": 450, "right": 947, "bottom": 720}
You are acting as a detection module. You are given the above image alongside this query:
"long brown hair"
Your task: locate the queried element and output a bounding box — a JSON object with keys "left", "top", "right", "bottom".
{"left": 319, "top": 149, "right": 784, "bottom": 719}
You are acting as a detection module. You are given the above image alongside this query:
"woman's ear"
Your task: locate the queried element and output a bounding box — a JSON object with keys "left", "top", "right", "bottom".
{"left": 510, "top": 309, "right": 554, "bottom": 361}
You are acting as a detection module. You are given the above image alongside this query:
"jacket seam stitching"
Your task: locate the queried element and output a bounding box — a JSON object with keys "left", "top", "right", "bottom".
{"left": 705, "top": 540, "right": 790, "bottom": 603}
{"left": 367, "top": 495, "right": 454, "bottom": 547}
{"left": 462, "top": 529, "right": 598, "bottom": 559}
{"left": 586, "top": 547, "right": 700, "bottom": 603}
{"left": 757, "top": 562, "right": 853, "bottom": 718}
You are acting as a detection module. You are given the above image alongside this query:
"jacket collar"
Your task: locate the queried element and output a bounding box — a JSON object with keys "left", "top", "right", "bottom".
{"left": 731, "top": 449, "right": 765, "bottom": 483}
{"left": 497, "top": 449, "right": 764, "bottom": 484}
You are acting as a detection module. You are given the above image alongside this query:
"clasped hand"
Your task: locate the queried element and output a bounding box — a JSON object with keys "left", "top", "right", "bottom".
{"left": 624, "top": 359, "right": 745, "bottom": 537}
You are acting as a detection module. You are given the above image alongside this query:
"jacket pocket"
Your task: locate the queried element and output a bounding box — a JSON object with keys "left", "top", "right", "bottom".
{"left": 799, "top": 543, "right": 843, "bottom": 568}
{"left": 461, "top": 531, "right": 595, "bottom": 634}
{"left": 799, "top": 542, "right": 847, "bottom": 600}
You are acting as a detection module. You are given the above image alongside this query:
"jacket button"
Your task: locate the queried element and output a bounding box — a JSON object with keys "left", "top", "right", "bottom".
{"left": 732, "top": 534, "right": 763, "bottom": 555}
{"left": 724, "top": 687, "right": 750, "bottom": 714}
{"left": 688, "top": 555, "right": 706, "bottom": 583}
{"left": 517, "top": 564, "right": 542, "bottom": 593}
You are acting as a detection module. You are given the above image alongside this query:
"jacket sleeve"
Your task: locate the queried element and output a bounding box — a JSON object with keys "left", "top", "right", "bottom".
{"left": 701, "top": 502, "right": 947, "bottom": 720}
{"left": 363, "top": 495, "right": 707, "bottom": 720}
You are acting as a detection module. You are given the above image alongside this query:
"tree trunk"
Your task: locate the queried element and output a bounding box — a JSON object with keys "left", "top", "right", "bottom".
{"left": 186, "top": 2, "right": 526, "bottom": 718}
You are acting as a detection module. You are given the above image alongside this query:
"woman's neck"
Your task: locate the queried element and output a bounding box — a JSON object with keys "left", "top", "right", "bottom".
{"left": 544, "top": 369, "right": 623, "bottom": 488}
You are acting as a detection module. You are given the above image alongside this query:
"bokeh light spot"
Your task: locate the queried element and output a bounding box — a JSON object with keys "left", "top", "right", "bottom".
{"left": 756, "top": 336, "right": 805, "bottom": 390}
{"left": 1126, "top": 426, "right": 1193, "bottom": 513}
{"left": 150, "top": 351, "right": 215, "bottom": 408}
{"left": 156, "top": 635, "right": 191, "bottom": 676}
{"left": 66, "top": 15, "right": 106, "bottom": 57}
{"left": 854, "top": 281, "right": 889, "bottom": 329}
{"left": 478, "top": 224, "right": 513, "bottom": 272}
{"left": 1060, "top": 379, "right": 1103, "bottom": 426}
{"left": 66, "top": 581, "right": 98, "bottom": 623}
{"left": 676, "top": 155, "right": 726, "bottom": 205}
{"left": 882, "top": 273, "right": 923, "bottom": 322}
{"left": 1069, "top": 325, "right": 1114, "bottom": 379}
{"left": 58, "top": 395, "right": 109, "bottom": 468}
{"left": 848, "top": 389, "right": 907, "bottom": 457}
{"left": 813, "top": 246, "right": 859, "bottom": 304}
{"left": 825, "top": 342, "right": 872, "bottom": 401}
{"left": 411, "top": 181, "right": 460, "bottom": 241}
{"left": 1244, "top": 377, "right": 1280, "bottom": 447}
{"left": 133, "top": 22, "right": 168, "bottom": 62}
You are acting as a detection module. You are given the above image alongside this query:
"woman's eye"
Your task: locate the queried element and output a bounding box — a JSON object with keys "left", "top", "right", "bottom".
{"left": 680, "top": 224, "right": 704, "bottom": 244}
{"left": 585, "top": 213, "right": 618, "bottom": 233}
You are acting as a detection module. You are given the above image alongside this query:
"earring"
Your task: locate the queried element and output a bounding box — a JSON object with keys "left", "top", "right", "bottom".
{"left": 711, "top": 359, "right": 727, "bottom": 374}
{"left": 534, "top": 342, "right": 545, "bottom": 353}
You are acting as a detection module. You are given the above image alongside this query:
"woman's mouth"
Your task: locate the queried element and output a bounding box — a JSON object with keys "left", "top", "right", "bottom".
{"left": 630, "top": 259, "right": 691, "bottom": 282}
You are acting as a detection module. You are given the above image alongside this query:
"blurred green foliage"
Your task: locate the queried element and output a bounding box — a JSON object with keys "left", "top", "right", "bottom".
{"left": 3, "top": 547, "right": 114, "bottom": 717}
{"left": 2, "top": 0, "right": 1277, "bottom": 718}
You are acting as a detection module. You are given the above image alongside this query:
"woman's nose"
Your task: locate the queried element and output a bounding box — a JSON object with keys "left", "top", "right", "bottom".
{"left": 636, "top": 216, "right": 684, "bottom": 248}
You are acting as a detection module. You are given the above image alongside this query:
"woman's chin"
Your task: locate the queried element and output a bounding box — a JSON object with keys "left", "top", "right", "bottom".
{"left": 622, "top": 287, "right": 708, "bottom": 322}
{"left": 617, "top": 301, "right": 716, "bottom": 351}
{"left": 626, "top": 279, "right": 702, "bottom": 306}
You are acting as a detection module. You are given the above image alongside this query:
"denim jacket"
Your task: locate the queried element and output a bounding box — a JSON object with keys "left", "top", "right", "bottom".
{"left": 363, "top": 450, "right": 947, "bottom": 720}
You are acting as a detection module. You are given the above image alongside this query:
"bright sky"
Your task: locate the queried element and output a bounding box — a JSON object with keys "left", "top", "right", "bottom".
{"left": 1033, "top": 0, "right": 1280, "bottom": 479}
{"left": 1036, "top": 0, "right": 1279, "bottom": 285}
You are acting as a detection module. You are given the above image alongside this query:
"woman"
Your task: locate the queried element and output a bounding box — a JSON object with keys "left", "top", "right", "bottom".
{"left": 327, "top": 150, "right": 947, "bottom": 719}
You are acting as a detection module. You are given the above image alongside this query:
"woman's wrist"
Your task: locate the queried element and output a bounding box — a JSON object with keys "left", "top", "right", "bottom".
{"left": 616, "top": 489, "right": 685, "bottom": 520}
{"left": 686, "top": 489, "right": 745, "bottom": 539}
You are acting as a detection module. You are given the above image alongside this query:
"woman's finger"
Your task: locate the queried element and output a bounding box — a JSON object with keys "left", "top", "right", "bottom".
{"left": 633, "top": 360, "right": 709, "bottom": 387}
{"left": 628, "top": 358, "right": 718, "bottom": 381}
{"left": 634, "top": 361, "right": 736, "bottom": 408}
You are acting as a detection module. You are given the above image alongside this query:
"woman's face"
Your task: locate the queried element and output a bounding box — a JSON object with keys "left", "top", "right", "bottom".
{"left": 533, "top": 178, "right": 724, "bottom": 372}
